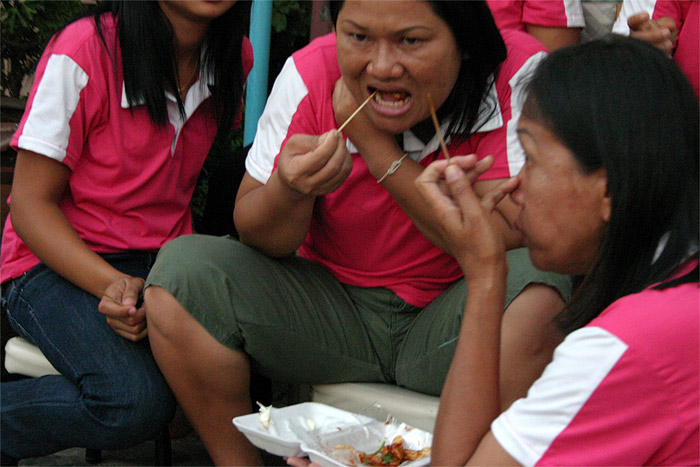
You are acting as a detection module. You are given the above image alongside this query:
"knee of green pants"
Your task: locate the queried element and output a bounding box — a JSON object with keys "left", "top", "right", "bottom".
{"left": 504, "top": 248, "right": 573, "bottom": 304}
{"left": 145, "top": 235, "right": 258, "bottom": 349}
{"left": 393, "top": 247, "right": 572, "bottom": 396}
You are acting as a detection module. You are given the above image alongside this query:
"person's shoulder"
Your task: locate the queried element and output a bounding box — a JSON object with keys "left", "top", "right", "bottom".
{"left": 592, "top": 270, "right": 699, "bottom": 356}
{"left": 604, "top": 278, "right": 699, "bottom": 323}
{"left": 241, "top": 36, "right": 254, "bottom": 77}
{"left": 491, "top": 30, "right": 547, "bottom": 97}
{"left": 47, "top": 13, "right": 114, "bottom": 58}
{"left": 292, "top": 32, "right": 338, "bottom": 68}
{"left": 290, "top": 32, "right": 341, "bottom": 90}
{"left": 501, "top": 29, "right": 548, "bottom": 66}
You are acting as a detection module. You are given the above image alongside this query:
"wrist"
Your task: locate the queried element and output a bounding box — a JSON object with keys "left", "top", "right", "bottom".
{"left": 362, "top": 148, "right": 409, "bottom": 180}
{"left": 347, "top": 135, "right": 403, "bottom": 177}
{"left": 270, "top": 169, "right": 317, "bottom": 203}
{"left": 463, "top": 258, "right": 508, "bottom": 291}
{"left": 376, "top": 153, "right": 409, "bottom": 183}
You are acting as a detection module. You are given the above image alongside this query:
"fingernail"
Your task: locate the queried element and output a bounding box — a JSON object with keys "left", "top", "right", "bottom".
{"left": 445, "top": 164, "right": 461, "bottom": 183}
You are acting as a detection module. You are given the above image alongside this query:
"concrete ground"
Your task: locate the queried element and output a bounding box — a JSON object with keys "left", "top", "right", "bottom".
{"left": 16, "top": 431, "right": 213, "bottom": 467}
{"left": 16, "top": 432, "right": 287, "bottom": 466}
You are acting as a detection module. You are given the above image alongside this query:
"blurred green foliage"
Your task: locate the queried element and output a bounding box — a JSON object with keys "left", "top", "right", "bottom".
{"left": 1, "top": 0, "right": 94, "bottom": 97}
{"left": 1, "top": 0, "right": 313, "bottom": 98}
{"left": 269, "top": 0, "right": 312, "bottom": 93}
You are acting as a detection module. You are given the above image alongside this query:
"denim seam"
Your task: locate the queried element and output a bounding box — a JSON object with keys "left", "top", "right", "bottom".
{"left": 10, "top": 292, "right": 79, "bottom": 378}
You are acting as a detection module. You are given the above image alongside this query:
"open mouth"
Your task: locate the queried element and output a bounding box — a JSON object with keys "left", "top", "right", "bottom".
{"left": 369, "top": 87, "right": 412, "bottom": 107}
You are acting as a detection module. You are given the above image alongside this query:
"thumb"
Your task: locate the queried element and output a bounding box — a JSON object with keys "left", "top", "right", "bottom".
{"left": 627, "top": 11, "right": 650, "bottom": 31}
{"left": 316, "top": 130, "right": 341, "bottom": 151}
{"left": 445, "top": 163, "right": 480, "bottom": 207}
{"left": 482, "top": 177, "right": 520, "bottom": 213}
{"left": 121, "top": 277, "right": 145, "bottom": 307}
{"left": 284, "top": 132, "right": 333, "bottom": 156}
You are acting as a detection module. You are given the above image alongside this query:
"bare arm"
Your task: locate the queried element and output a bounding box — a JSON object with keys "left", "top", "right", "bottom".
{"left": 417, "top": 157, "right": 566, "bottom": 465}
{"left": 333, "top": 79, "right": 523, "bottom": 253}
{"left": 234, "top": 131, "right": 352, "bottom": 257}
{"left": 414, "top": 156, "right": 514, "bottom": 464}
{"left": 10, "top": 149, "right": 147, "bottom": 340}
{"left": 525, "top": 24, "right": 581, "bottom": 51}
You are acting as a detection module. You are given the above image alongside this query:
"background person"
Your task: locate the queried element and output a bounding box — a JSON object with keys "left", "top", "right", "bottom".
{"left": 421, "top": 36, "right": 698, "bottom": 466}
{"left": 613, "top": 0, "right": 698, "bottom": 98}
{"left": 486, "top": 0, "right": 585, "bottom": 51}
{"left": 0, "top": 0, "right": 252, "bottom": 463}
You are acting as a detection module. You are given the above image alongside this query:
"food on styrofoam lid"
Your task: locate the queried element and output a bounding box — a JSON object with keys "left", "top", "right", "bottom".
{"left": 257, "top": 401, "right": 272, "bottom": 430}
{"left": 333, "top": 435, "right": 431, "bottom": 467}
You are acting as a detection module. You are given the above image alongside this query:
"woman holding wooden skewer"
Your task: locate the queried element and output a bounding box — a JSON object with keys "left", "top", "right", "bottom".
{"left": 144, "top": 1, "right": 570, "bottom": 465}
{"left": 421, "top": 36, "right": 698, "bottom": 466}
{"left": 0, "top": 1, "right": 251, "bottom": 463}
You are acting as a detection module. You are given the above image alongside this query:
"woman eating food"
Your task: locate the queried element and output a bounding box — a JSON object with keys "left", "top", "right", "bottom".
{"left": 143, "top": 1, "right": 571, "bottom": 465}
{"left": 420, "top": 36, "right": 699, "bottom": 466}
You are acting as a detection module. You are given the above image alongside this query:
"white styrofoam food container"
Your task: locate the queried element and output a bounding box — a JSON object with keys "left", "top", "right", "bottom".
{"left": 233, "top": 402, "right": 373, "bottom": 457}
{"left": 232, "top": 402, "right": 432, "bottom": 466}
{"left": 302, "top": 419, "right": 432, "bottom": 467}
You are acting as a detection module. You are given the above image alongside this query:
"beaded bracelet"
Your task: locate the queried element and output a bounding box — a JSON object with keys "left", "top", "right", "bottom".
{"left": 376, "top": 153, "right": 409, "bottom": 183}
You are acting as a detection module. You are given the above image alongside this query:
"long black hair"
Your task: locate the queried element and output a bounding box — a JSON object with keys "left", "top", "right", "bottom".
{"left": 329, "top": 0, "right": 506, "bottom": 142}
{"left": 92, "top": 1, "right": 251, "bottom": 133}
{"left": 523, "top": 35, "right": 699, "bottom": 334}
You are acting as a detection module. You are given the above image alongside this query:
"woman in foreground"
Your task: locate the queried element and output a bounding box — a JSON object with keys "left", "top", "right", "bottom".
{"left": 420, "top": 36, "right": 698, "bottom": 465}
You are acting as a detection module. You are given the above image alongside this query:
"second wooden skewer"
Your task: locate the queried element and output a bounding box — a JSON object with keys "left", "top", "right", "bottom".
{"left": 427, "top": 93, "right": 450, "bottom": 162}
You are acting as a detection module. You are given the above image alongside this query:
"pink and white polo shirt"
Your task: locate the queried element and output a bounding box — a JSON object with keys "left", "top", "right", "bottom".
{"left": 245, "top": 31, "right": 546, "bottom": 307}
{"left": 487, "top": 0, "right": 585, "bottom": 36}
{"left": 492, "top": 259, "right": 699, "bottom": 465}
{"left": 1, "top": 14, "right": 253, "bottom": 282}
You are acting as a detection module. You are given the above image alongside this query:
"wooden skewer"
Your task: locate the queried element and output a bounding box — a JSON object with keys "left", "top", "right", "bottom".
{"left": 427, "top": 93, "right": 450, "bottom": 162}
{"left": 337, "top": 90, "right": 378, "bottom": 133}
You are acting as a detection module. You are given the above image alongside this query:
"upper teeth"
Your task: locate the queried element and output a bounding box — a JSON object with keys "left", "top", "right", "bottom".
{"left": 374, "top": 91, "right": 409, "bottom": 106}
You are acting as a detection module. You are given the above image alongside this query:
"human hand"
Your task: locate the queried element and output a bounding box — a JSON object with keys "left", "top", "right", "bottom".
{"left": 276, "top": 130, "right": 352, "bottom": 197}
{"left": 284, "top": 456, "right": 319, "bottom": 467}
{"left": 415, "top": 155, "right": 517, "bottom": 278}
{"left": 627, "top": 12, "right": 677, "bottom": 56}
{"left": 98, "top": 276, "right": 148, "bottom": 341}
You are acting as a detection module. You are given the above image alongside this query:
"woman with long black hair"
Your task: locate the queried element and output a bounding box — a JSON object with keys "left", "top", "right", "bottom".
{"left": 421, "top": 36, "right": 699, "bottom": 465}
{"left": 0, "top": 1, "right": 252, "bottom": 462}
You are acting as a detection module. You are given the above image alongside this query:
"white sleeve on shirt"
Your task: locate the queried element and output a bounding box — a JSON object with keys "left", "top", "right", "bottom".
{"left": 245, "top": 56, "right": 309, "bottom": 184}
{"left": 613, "top": 0, "right": 659, "bottom": 34}
{"left": 491, "top": 327, "right": 628, "bottom": 466}
{"left": 563, "top": 0, "right": 586, "bottom": 27}
{"left": 507, "top": 50, "right": 547, "bottom": 176}
{"left": 18, "top": 54, "right": 88, "bottom": 163}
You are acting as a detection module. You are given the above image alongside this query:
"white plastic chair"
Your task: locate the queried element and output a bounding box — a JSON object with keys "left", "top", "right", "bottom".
{"left": 4, "top": 336, "right": 59, "bottom": 377}
{"left": 311, "top": 382, "right": 439, "bottom": 432}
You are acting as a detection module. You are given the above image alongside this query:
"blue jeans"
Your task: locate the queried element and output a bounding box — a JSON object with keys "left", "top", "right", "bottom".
{"left": 1, "top": 252, "right": 176, "bottom": 459}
